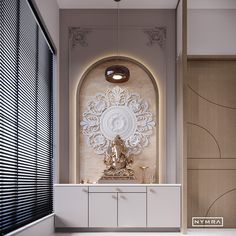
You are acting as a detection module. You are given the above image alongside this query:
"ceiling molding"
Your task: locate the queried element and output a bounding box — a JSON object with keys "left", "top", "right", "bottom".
{"left": 57, "top": 0, "right": 236, "bottom": 10}
{"left": 57, "top": 0, "right": 179, "bottom": 9}
{"left": 188, "top": 0, "right": 236, "bottom": 9}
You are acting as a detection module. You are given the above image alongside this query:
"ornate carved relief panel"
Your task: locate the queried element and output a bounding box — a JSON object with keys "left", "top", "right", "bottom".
{"left": 80, "top": 86, "right": 155, "bottom": 156}
{"left": 77, "top": 58, "right": 158, "bottom": 183}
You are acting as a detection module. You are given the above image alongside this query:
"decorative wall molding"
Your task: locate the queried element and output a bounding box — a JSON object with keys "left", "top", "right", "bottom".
{"left": 188, "top": 84, "right": 236, "bottom": 110}
{"left": 205, "top": 188, "right": 236, "bottom": 217}
{"left": 80, "top": 86, "right": 155, "bottom": 156}
{"left": 143, "top": 27, "right": 167, "bottom": 49}
{"left": 68, "top": 25, "right": 167, "bottom": 49}
{"left": 69, "top": 27, "right": 91, "bottom": 48}
{"left": 187, "top": 122, "right": 222, "bottom": 159}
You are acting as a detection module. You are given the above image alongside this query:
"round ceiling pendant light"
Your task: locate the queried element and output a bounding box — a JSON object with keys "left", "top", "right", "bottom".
{"left": 105, "top": 0, "right": 130, "bottom": 83}
{"left": 105, "top": 65, "right": 130, "bottom": 83}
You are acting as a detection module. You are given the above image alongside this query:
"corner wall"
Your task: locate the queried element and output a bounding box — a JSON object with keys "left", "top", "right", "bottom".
{"left": 33, "top": 0, "right": 59, "bottom": 50}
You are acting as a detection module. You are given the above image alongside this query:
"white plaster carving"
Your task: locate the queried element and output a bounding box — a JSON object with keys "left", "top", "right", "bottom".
{"left": 144, "top": 27, "right": 166, "bottom": 49}
{"left": 69, "top": 27, "right": 90, "bottom": 48}
{"left": 100, "top": 106, "right": 137, "bottom": 140}
{"left": 80, "top": 86, "right": 155, "bottom": 155}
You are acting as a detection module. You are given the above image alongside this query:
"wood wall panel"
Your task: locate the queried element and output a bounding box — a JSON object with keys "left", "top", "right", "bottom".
{"left": 187, "top": 60, "right": 236, "bottom": 228}
{"left": 188, "top": 159, "right": 236, "bottom": 170}
{"left": 188, "top": 170, "right": 236, "bottom": 228}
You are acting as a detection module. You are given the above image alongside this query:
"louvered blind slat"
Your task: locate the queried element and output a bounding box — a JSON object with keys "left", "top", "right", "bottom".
{"left": 0, "top": 0, "right": 54, "bottom": 235}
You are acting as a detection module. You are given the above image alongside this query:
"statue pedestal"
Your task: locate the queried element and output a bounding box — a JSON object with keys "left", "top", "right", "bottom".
{"left": 98, "top": 177, "right": 138, "bottom": 184}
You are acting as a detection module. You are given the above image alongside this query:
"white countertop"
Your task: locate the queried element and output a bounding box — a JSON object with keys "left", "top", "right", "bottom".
{"left": 54, "top": 183, "right": 181, "bottom": 187}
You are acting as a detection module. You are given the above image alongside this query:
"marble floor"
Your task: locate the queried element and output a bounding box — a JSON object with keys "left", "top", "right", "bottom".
{"left": 55, "top": 229, "right": 236, "bottom": 236}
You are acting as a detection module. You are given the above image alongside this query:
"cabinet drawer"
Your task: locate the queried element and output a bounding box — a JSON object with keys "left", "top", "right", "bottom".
{"left": 89, "top": 186, "right": 146, "bottom": 193}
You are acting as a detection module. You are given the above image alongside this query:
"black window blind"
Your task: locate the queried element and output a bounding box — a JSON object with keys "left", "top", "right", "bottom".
{"left": 0, "top": 0, "right": 54, "bottom": 235}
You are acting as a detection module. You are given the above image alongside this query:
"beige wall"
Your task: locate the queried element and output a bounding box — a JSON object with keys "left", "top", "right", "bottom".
{"left": 60, "top": 9, "right": 176, "bottom": 184}
{"left": 78, "top": 58, "right": 158, "bottom": 183}
{"left": 177, "top": 0, "right": 183, "bottom": 57}
{"left": 33, "top": 0, "right": 59, "bottom": 50}
{"left": 188, "top": 9, "right": 236, "bottom": 55}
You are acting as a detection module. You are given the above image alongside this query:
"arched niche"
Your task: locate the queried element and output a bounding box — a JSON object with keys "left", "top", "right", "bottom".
{"left": 76, "top": 56, "right": 159, "bottom": 183}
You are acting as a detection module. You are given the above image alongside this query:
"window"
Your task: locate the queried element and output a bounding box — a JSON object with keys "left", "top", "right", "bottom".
{"left": 0, "top": 0, "right": 54, "bottom": 234}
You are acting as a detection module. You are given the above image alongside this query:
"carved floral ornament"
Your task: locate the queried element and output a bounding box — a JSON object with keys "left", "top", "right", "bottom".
{"left": 69, "top": 27, "right": 90, "bottom": 48}
{"left": 68, "top": 26, "right": 166, "bottom": 49}
{"left": 143, "top": 27, "right": 167, "bottom": 49}
{"left": 80, "top": 86, "right": 155, "bottom": 156}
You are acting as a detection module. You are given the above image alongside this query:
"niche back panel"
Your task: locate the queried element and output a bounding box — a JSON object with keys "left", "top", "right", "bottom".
{"left": 77, "top": 58, "right": 158, "bottom": 183}
{"left": 187, "top": 59, "right": 236, "bottom": 228}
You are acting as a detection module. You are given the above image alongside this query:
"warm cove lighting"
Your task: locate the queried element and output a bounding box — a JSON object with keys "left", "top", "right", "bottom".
{"left": 105, "top": 65, "right": 130, "bottom": 83}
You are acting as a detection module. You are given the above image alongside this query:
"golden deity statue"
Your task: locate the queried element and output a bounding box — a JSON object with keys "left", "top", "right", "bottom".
{"left": 99, "top": 135, "right": 136, "bottom": 182}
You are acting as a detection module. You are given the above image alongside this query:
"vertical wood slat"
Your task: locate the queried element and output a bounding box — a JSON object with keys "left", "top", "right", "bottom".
{"left": 176, "top": 0, "right": 188, "bottom": 233}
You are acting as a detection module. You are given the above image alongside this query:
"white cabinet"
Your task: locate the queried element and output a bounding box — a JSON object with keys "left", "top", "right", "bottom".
{"left": 147, "top": 186, "right": 180, "bottom": 228}
{"left": 88, "top": 187, "right": 146, "bottom": 228}
{"left": 89, "top": 193, "right": 117, "bottom": 227}
{"left": 118, "top": 193, "right": 146, "bottom": 227}
{"left": 54, "top": 186, "right": 88, "bottom": 227}
{"left": 54, "top": 184, "right": 181, "bottom": 230}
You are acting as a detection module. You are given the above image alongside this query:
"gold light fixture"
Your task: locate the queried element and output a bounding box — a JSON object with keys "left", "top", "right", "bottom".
{"left": 105, "top": 0, "right": 130, "bottom": 83}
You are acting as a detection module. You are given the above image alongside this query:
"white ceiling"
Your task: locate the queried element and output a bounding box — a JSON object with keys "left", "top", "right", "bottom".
{"left": 57, "top": 0, "right": 236, "bottom": 9}
{"left": 56, "top": 0, "right": 179, "bottom": 9}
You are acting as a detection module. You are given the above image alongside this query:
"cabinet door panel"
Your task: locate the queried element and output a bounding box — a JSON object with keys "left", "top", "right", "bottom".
{"left": 147, "top": 187, "right": 180, "bottom": 227}
{"left": 118, "top": 193, "right": 146, "bottom": 227}
{"left": 55, "top": 186, "right": 88, "bottom": 227}
{"left": 89, "top": 193, "right": 117, "bottom": 227}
